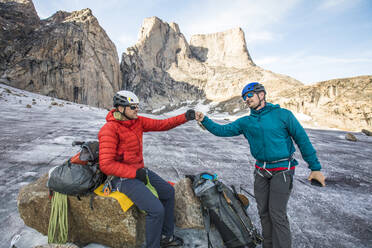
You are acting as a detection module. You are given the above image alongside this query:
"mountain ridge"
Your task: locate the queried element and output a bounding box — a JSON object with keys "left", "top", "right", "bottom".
{"left": 0, "top": 0, "right": 120, "bottom": 108}
{"left": 121, "top": 16, "right": 303, "bottom": 110}
{"left": 1, "top": 0, "right": 370, "bottom": 131}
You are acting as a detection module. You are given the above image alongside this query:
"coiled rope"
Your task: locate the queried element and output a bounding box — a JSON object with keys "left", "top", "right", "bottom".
{"left": 48, "top": 192, "right": 68, "bottom": 244}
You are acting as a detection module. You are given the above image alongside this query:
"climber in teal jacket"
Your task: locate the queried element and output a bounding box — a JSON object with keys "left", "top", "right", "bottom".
{"left": 195, "top": 82, "right": 326, "bottom": 248}
{"left": 200, "top": 101, "right": 321, "bottom": 171}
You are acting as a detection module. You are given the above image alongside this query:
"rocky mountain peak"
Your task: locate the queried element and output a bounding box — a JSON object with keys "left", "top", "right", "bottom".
{"left": 0, "top": 0, "right": 120, "bottom": 108}
{"left": 169, "top": 22, "right": 180, "bottom": 33}
{"left": 138, "top": 16, "right": 163, "bottom": 41}
{"left": 0, "top": 0, "right": 40, "bottom": 44}
{"left": 63, "top": 8, "right": 96, "bottom": 24}
{"left": 133, "top": 16, "right": 192, "bottom": 72}
{"left": 43, "top": 10, "right": 70, "bottom": 24}
{"left": 138, "top": 17, "right": 181, "bottom": 40}
{"left": 0, "top": 0, "right": 39, "bottom": 25}
{"left": 190, "top": 27, "right": 254, "bottom": 68}
{"left": 121, "top": 17, "right": 302, "bottom": 110}
{"left": 44, "top": 8, "right": 96, "bottom": 26}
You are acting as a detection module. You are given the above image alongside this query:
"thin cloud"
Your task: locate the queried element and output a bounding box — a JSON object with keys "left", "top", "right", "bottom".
{"left": 313, "top": 56, "right": 372, "bottom": 64}
{"left": 257, "top": 53, "right": 372, "bottom": 66}
{"left": 255, "top": 56, "right": 281, "bottom": 65}
{"left": 317, "top": 0, "right": 361, "bottom": 10}
{"left": 255, "top": 53, "right": 372, "bottom": 84}
{"left": 246, "top": 31, "right": 277, "bottom": 43}
{"left": 177, "top": 0, "right": 299, "bottom": 40}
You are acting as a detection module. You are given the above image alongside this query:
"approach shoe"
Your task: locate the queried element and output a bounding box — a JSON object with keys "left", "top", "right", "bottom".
{"left": 160, "top": 235, "right": 184, "bottom": 247}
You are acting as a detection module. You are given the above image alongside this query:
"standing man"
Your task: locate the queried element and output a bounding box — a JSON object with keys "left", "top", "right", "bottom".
{"left": 195, "top": 82, "right": 326, "bottom": 248}
{"left": 99, "top": 90, "right": 195, "bottom": 248}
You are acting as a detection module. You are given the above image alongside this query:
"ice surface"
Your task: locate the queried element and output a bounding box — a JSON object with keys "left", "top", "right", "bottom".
{"left": 0, "top": 84, "right": 371, "bottom": 248}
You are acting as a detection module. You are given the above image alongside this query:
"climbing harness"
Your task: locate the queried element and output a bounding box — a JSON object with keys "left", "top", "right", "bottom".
{"left": 256, "top": 155, "right": 294, "bottom": 182}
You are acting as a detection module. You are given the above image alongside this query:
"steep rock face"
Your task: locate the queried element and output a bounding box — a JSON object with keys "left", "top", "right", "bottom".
{"left": 0, "top": 0, "right": 40, "bottom": 43}
{"left": 273, "top": 75, "right": 372, "bottom": 131}
{"left": 121, "top": 17, "right": 302, "bottom": 111}
{"left": 189, "top": 27, "right": 254, "bottom": 69}
{"left": 0, "top": 0, "right": 120, "bottom": 108}
{"left": 121, "top": 17, "right": 205, "bottom": 111}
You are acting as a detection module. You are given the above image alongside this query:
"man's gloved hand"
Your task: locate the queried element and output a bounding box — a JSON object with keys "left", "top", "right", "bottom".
{"left": 136, "top": 168, "right": 147, "bottom": 184}
{"left": 185, "top": 109, "right": 195, "bottom": 120}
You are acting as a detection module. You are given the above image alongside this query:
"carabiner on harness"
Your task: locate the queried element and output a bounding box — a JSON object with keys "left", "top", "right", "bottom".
{"left": 102, "top": 176, "right": 116, "bottom": 196}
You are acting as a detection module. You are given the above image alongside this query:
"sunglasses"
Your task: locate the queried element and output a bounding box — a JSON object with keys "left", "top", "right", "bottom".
{"left": 242, "top": 92, "right": 255, "bottom": 101}
{"left": 128, "top": 104, "right": 139, "bottom": 110}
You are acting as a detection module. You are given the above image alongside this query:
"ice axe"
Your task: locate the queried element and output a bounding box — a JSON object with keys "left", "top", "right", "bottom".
{"left": 239, "top": 186, "right": 255, "bottom": 199}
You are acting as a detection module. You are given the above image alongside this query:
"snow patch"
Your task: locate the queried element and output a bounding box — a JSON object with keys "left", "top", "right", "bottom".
{"left": 295, "top": 112, "right": 312, "bottom": 122}
{"left": 152, "top": 105, "right": 166, "bottom": 113}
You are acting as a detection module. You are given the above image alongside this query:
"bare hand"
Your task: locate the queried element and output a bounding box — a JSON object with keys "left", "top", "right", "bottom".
{"left": 308, "top": 171, "right": 326, "bottom": 187}
{"left": 195, "top": 112, "right": 205, "bottom": 122}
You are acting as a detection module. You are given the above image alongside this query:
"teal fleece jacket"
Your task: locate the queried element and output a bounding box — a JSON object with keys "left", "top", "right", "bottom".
{"left": 201, "top": 103, "right": 321, "bottom": 171}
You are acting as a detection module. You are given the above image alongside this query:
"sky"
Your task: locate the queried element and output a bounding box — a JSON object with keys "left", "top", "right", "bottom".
{"left": 32, "top": 0, "right": 372, "bottom": 84}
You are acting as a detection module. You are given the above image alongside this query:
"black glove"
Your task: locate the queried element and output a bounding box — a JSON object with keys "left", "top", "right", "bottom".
{"left": 136, "top": 168, "right": 147, "bottom": 184}
{"left": 185, "top": 109, "right": 195, "bottom": 121}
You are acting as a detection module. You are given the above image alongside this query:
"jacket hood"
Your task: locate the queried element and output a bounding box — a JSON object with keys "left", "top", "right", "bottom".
{"left": 250, "top": 103, "right": 280, "bottom": 117}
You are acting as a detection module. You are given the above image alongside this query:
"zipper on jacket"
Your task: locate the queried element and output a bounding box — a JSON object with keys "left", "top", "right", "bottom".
{"left": 257, "top": 113, "right": 267, "bottom": 162}
{"left": 129, "top": 126, "right": 142, "bottom": 155}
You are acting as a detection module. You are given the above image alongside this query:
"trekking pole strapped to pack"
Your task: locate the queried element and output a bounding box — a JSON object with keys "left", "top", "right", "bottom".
{"left": 187, "top": 172, "right": 263, "bottom": 248}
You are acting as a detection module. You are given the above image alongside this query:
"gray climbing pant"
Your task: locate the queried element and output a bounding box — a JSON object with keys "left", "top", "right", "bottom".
{"left": 254, "top": 168, "right": 294, "bottom": 248}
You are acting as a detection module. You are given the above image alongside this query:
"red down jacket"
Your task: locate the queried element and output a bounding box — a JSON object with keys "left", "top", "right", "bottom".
{"left": 98, "top": 109, "right": 188, "bottom": 178}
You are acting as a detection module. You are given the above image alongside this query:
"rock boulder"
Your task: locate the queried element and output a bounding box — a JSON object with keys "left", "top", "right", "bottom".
{"left": 174, "top": 178, "right": 203, "bottom": 229}
{"left": 345, "top": 133, "right": 357, "bottom": 142}
{"left": 18, "top": 175, "right": 203, "bottom": 247}
{"left": 361, "top": 129, "right": 372, "bottom": 136}
{"left": 18, "top": 174, "right": 146, "bottom": 248}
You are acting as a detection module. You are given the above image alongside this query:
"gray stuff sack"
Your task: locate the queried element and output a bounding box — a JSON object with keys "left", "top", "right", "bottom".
{"left": 47, "top": 160, "right": 98, "bottom": 196}
{"left": 46, "top": 141, "right": 105, "bottom": 196}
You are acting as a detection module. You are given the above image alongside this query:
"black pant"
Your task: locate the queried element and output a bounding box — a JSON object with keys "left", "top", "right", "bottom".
{"left": 254, "top": 168, "right": 294, "bottom": 248}
{"left": 112, "top": 170, "right": 175, "bottom": 248}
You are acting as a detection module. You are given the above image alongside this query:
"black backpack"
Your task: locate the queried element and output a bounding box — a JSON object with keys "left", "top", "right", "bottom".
{"left": 188, "top": 173, "right": 263, "bottom": 248}
{"left": 46, "top": 141, "right": 106, "bottom": 198}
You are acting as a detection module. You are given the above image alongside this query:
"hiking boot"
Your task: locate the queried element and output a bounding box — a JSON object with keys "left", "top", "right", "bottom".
{"left": 160, "top": 235, "right": 184, "bottom": 247}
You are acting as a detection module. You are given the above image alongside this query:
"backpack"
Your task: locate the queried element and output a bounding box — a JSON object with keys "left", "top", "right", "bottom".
{"left": 187, "top": 173, "right": 263, "bottom": 248}
{"left": 46, "top": 141, "right": 106, "bottom": 197}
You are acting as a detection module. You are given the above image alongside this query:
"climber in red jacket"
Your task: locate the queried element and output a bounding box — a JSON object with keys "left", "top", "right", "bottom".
{"left": 98, "top": 90, "right": 195, "bottom": 248}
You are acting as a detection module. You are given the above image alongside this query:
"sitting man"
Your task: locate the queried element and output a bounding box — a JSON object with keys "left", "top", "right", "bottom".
{"left": 99, "top": 90, "right": 195, "bottom": 248}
